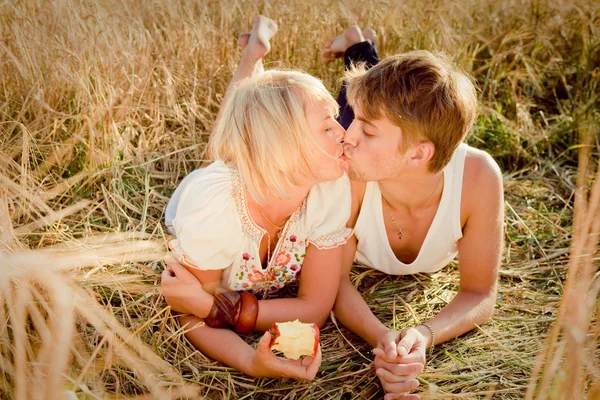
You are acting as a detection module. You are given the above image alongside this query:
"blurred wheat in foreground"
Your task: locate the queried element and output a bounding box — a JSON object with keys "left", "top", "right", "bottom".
{"left": 0, "top": 0, "right": 598, "bottom": 398}
{"left": 526, "top": 118, "right": 600, "bottom": 399}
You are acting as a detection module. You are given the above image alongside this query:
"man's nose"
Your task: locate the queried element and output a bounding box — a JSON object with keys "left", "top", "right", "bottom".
{"left": 342, "top": 120, "right": 358, "bottom": 146}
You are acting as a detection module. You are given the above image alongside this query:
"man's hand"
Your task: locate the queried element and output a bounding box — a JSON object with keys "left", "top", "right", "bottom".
{"left": 248, "top": 331, "right": 322, "bottom": 380}
{"left": 372, "top": 327, "right": 427, "bottom": 399}
{"left": 161, "top": 255, "right": 214, "bottom": 317}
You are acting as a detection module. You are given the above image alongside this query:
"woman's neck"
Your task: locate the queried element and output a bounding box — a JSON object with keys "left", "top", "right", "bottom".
{"left": 250, "top": 183, "right": 312, "bottom": 228}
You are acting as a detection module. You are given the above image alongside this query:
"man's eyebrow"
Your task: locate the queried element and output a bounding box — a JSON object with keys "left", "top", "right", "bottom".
{"left": 357, "top": 116, "right": 378, "bottom": 129}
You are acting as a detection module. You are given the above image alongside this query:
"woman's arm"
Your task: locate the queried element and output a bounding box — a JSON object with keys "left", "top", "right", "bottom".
{"left": 182, "top": 265, "right": 222, "bottom": 295}
{"left": 163, "top": 243, "right": 344, "bottom": 330}
{"left": 162, "top": 261, "right": 321, "bottom": 379}
{"left": 177, "top": 314, "right": 321, "bottom": 379}
{"left": 253, "top": 244, "right": 344, "bottom": 331}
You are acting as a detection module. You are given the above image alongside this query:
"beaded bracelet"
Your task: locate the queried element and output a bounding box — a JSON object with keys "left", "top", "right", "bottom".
{"left": 418, "top": 322, "right": 436, "bottom": 359}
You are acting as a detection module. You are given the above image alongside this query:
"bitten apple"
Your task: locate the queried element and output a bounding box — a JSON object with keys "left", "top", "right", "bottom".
{"left": 269, "top": 320, "right": 320, "bottom": 360}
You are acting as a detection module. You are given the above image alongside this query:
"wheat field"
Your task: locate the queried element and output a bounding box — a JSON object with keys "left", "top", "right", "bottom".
{"left": 0, "top": 0, "right": 599, "bottom": 399}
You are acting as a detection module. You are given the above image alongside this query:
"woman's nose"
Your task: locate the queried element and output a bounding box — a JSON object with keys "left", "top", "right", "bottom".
{"left": 335, "top": 123, "right": 345, "bottom": 143}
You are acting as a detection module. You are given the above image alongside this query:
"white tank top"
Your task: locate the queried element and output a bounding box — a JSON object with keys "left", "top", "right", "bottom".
{"left": 354, "top": 143, "right": 468, "bottom": 275}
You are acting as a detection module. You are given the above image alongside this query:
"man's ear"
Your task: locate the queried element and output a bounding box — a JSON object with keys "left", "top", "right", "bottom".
{"left": 406, "top": 141, "right": 435, "bottom": 168}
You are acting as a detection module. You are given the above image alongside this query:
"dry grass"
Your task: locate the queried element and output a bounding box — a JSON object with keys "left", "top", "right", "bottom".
{"left": 0, "top": 0, "right": 598, "bottom": 398}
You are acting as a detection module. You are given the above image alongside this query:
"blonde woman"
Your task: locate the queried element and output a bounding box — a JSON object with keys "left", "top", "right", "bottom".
{"left": 160, "top": 17, "right": 351, "bottom": 379}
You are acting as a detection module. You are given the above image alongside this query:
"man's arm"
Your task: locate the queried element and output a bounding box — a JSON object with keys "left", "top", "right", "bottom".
{"left": 412, "top": 149, "right": 504, "bottom": 348}
{"left": 333, "top": 180, "right": 391, "bottom": 346}
{"left": 333, "top": 235, "right": 390, "bottom": 347}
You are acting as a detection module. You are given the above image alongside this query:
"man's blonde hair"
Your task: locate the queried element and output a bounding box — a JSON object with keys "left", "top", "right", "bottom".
{"left": 346, "top": 50, "right": 478, "bottom": 173}
{"left": 209, "top": 70, "right": 339, "bottom": 203}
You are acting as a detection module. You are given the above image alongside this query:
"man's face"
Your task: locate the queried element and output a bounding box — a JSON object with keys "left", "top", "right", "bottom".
{"left": 341, "top": 105, "right": 406, "bottom": 182}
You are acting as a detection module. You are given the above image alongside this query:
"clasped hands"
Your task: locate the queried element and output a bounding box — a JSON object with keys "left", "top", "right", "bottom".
{"left": 373, "top": 328, "right": 427, "bottom": 400}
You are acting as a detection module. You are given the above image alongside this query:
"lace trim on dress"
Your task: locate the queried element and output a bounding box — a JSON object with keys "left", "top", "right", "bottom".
{"left": 230, "top": 166, "right": 307, "bottom": 243}
{"left": 168, "top": 239, "right": 202, "bottom": 269}
{"left": 308, "top": 227, "right": 354, "bottom": 250}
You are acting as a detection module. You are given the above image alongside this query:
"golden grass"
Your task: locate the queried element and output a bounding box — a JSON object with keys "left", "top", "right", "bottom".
{"left": 0, "top": 0, "right": 598, "bottom": 398}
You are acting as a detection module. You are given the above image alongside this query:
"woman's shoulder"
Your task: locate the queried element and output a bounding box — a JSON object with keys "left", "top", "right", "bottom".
{"left": 165, "top": 161, "right": 237, "bottom": 230}
{"left": 304, "top": 173, "right": 353, "bottom": 248}
{"left": 175, "top": 161, "right": 235, "bottom": 202}
{"left": 307, "top": 173, "right": 351, "bottom": 201}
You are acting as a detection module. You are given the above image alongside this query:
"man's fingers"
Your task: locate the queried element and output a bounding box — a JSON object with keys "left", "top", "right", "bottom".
{"left": 396, "top": 352, "right": 426, "bottom": 365}
{"left": 397, "top": 329, "right": 422, "bottom": 357}
{"left": 378, "top": 377, "right": 420, "bottom": 396}
{"left": 374, "top": 359, "right": 424, "bottom": 377}
{"left": 397, "top": 337, "right": 414, "bottom": 358}
{"left": 373, "top": 347, "right": 397, "bottom": 362}
{"left": 383, "top": 393, "right": 421, "bottom": 400}
{"left": 377, "top": 332, "right": 400, "bottom": 360}
{"left": 376, "top": 364, "right": 423, "bottom": 383}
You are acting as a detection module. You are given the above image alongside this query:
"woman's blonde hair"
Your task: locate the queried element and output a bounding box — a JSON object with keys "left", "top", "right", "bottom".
{"left": 209, "top": 70, "right": 339, "bottom": 203}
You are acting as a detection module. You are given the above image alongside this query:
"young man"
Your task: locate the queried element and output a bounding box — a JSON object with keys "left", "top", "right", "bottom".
{"left": 324, "top": 27, "right": 504, "bottom": 399}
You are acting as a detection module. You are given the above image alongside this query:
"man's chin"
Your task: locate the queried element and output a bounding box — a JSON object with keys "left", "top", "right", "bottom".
{"left": 345, "top": 167, "right": 369, "bottom": 182}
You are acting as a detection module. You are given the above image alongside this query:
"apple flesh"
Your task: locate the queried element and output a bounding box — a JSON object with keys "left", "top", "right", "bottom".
{"left": 269, "top": 320, "right": 320, "bottom": 360}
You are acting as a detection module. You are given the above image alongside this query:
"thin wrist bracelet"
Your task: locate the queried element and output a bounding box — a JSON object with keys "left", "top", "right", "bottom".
{"left": 418, "top": 322, "right": 435, "bottom": 359}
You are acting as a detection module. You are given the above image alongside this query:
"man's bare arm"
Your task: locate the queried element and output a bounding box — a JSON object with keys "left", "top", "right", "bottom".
{"left": 333, "top": 235, "right": 390, "bottom": 347}
{"left": 414, "top": 149, "right": 504, "bottom": 347}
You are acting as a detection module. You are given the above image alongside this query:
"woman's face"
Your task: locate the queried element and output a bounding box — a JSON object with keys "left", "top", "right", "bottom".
{"left": 304, "top": 99, "right": 347, "bottom": 182}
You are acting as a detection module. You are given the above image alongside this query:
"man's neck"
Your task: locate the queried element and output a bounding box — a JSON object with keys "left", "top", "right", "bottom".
{"left": 378, "top": 168, "right": 444, "bottom": 212}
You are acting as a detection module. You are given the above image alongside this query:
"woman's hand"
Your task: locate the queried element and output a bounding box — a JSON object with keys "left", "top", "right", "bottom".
{"left": 247, "top": 331, "right": 322, "bottom": 380}
{"left": 161, "top": 255, "right": 214, "bottom": 317}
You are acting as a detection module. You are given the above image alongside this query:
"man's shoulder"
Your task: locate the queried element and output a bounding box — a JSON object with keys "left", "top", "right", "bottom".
{"left": 460, "top": 145, "right": 504, "bottom": 221}
{"left": 463, "top": 145, "right": 502, "bottom": 185}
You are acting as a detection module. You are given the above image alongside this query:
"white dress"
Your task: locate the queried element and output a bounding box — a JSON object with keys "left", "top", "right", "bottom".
{"left": 165, "top": 161, "right": 353, "bottom": 296}
{"left": 354, "top": 143, "right": 468, "bottom": 275}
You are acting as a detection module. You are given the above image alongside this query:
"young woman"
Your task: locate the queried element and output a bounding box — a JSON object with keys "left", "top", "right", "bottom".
{"left": 161, "top": 17, "right": 351, "bottom": 380}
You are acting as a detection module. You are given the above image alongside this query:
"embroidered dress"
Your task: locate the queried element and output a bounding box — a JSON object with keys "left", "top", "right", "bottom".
{"left": 165, "top": 161, "right": 353, "bottom": 297}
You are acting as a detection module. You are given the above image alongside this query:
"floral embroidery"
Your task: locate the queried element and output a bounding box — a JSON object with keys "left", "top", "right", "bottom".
{"left": 289, "top": 235, "right": 298, "bottom": 252}
{"left": 232, "top": 236, "right": 307, "bottom": 293}
{"left": 226, "top": 164, "right": 335, "bottom": 294}
{"left": 275, "top": 251, "right": 291, "bottom": 266}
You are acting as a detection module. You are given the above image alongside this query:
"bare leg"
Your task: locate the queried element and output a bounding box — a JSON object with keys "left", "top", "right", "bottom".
{"left": 215, "top": 16, "right": 278, "bottom": 121}
{"left": 321, "top": 26, "right": 377, "bottom": 63}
